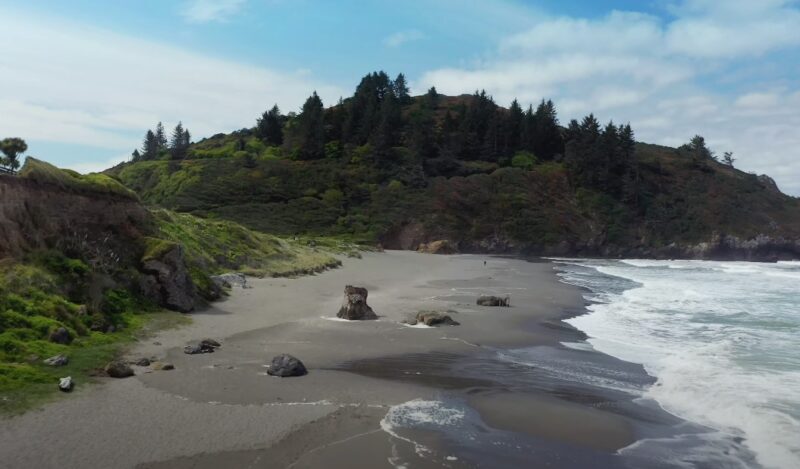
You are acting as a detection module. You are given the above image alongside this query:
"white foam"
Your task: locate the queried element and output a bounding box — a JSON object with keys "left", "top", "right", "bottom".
{"left": 380, "top": 399, "right": 465, "bottom": 465}
{"left": 557, "top": 259, "right": 800, "bottom": 469}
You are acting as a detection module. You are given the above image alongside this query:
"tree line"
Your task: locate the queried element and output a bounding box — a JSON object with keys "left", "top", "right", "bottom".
{"left": 131, "top": 122, "right": 192, "bottom": 162}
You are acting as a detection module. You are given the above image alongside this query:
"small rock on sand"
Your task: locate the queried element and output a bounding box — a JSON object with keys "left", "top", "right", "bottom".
{"left": 267, "top": 354, "right": 307, "bottom": 377}
{"left": 476, "top": 295, "right": 510, "bottom": 307}
{"left": 134, "top": 358, "right": 151, "bottom": 367}
{"left": 58, "top": 376, "right": 73, "bottom": 392}
{"left": 411, "top": 311, "right": 460, "bottom": 327}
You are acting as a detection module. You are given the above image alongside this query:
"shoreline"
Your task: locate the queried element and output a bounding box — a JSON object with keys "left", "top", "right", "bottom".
{"left": 1, "top": 251, "right": 684, "bottom": 468}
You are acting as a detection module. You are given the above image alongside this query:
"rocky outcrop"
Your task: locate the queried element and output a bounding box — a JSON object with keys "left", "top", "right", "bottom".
{"left": 477, "top": 295, "right": 510, "bottom": 307}
{"left": 405, "top": 311, "right": 460, "bottom": 326}
{"left": 141, "top": 244, "right": 197, "bottom": 313}
{"left": 267, "top": 354, "right": 307, "bottom": 377}
{"left": 417, "top": 240, "right": 458, "bottom": 255}
{"left": 337, "top": 285, "right": 377, "bottom": 320}
{"left": 105, "top": 361, "right": 134, "bottom": 378}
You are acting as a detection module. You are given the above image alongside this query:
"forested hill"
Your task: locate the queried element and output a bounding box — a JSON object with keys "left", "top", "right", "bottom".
{"left": 107, "top": 71, "right": 800, "bottom": 261}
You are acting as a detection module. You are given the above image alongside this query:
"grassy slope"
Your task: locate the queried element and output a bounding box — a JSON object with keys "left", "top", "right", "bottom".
{"left": 151, "top": 209, "right": 344, "bottom": 298}
{"left": 1, "top": 160, "right": 346, "bottom": 414}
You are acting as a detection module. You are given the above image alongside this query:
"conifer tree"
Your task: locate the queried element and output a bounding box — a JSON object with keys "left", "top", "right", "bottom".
{"left": 142, "top": 130, "right": 159, "bottom": 160}
{"left": 424, "top": 87, "right": 439, "bottom": 109}
{"left": 155, "top": 122, "right": 168, "bottom": 151}
{"left": 131, "top": 149, "right": 141, "bottom": 162}
{"left": 297, "top": 92, "right": 326, "bottom": 160}
{"left": 256, "top": 104, "right": 284, "bottom": 146}
{"left": 170, "top": 122, "right": 190, "bottom": 160}
{"left": 0, "top": 137, "right": 27, "bottom": 171}
{"left": 393, "top": 73, "right": 411, "bottom": 104}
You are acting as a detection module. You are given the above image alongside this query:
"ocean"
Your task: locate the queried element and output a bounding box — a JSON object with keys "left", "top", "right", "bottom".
{"left": 554, "top": 259, "right": 800, "bottom": 469}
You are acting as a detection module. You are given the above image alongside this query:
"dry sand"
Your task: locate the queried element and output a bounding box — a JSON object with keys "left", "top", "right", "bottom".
{"left": 1, "top": 251, "right": 623, "bottom": 469}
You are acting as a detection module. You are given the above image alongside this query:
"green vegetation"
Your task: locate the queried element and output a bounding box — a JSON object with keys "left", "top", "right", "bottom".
{"left": 0, "top": 254, "right": 185, "bottom": 414}
{"left": 151, "top": 210, "right": 342, "bottom": 297}
{"left": 20, "top": 157, "right": 138, "bottom": 200}
{"left": 107, "top": 70, "right": 800, "bottom": 253}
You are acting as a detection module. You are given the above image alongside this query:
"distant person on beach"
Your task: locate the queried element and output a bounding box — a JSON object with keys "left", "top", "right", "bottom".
{"left": 484, "top": 260, "right": 487, "bottom": 266}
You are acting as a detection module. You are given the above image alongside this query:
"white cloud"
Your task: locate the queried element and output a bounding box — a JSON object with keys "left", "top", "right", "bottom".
{"left": 416, "top": 1, "right": 800, "bottom": 194}
{"left": 0, "top": 10, "right": 343, "bottom": 169}
{"left": 180, "top": 0, "right": 247, "bottom": 23}
{"left": 383, "top": 30, "right": 425, "bottom": 48}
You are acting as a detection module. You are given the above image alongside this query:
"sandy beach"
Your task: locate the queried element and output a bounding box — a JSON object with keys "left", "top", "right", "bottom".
{"left": 0, "top": 251, "right": 678, "bottom": 468}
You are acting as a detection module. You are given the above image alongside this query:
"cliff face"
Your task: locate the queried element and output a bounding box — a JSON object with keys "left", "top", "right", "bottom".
{"left": 0, "top": 174, "right": 151, "bottom": 262}
{"left": 0, "top": 172, "right": 200, "bottom": 312}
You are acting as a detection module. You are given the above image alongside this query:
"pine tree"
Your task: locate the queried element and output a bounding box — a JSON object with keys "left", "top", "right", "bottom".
{"left": 0, "top": 137, "right": 27, "bottom": 171}
{"left": 297, "top": 92, "right": 326, "bottom": 160}
{"left": 256, "top": 104, "right": 284, "bottom": 146}
{"left": 131, "top": 149, "right": 141, "bottom": 162}
{"left": 155, "top": 122, "right": 167, "bottom": 151}
{"left": 142, "top": 130, "right": 159, "bottom": 160}
{"left": 393, "top": 73, "right": 411, "bottom": 104}
{"left": 373, "top": 92, "right": 402, "bottom": 163}
{"left": 170, "top": 122, "right": 189, "bottom": 160}
{"left": 424, "top": 86, "right": 439, "bottom": 109}
{"left": 506, "top": 99, "right": 524, "bottom": 153}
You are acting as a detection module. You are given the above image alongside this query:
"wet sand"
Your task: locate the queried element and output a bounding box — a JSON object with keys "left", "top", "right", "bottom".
{"left": 0, "top": 251, "right": 669, "bottom": 468}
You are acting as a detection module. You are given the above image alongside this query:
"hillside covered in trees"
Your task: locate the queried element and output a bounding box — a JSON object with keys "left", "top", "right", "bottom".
{"left": 108, "top": 71, "right": 800, "bottom": 260}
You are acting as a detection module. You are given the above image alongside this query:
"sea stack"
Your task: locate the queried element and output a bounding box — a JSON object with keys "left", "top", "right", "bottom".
{"left": 337, "top": 285, "right": 377, "bottom": 320}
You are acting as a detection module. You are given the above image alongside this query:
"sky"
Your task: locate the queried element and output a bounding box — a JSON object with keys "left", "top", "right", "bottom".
{"left": 1, "top": 0, "right": 799, "bottom": 193}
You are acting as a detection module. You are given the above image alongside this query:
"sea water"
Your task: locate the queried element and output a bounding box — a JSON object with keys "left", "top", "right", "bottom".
{"left": 553, "top": 259, "right": 800, "bottom": 469}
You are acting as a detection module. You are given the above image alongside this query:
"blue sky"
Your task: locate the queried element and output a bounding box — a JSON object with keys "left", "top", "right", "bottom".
{"left": 1, "top": 0, "right": 800, "bottom": 193}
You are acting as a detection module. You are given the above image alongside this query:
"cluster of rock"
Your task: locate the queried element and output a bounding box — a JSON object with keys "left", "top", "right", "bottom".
{"left": 477, "top": 295, "right": 510, "bottom": 307}
{"left": 184, "top": 338, "right": 221, "bottom": 355}
{"left": 337, "top": 285, "right": 377, "bottom": 320}
{"left": 403, "top": 311, "right": 460, "bottom": 327}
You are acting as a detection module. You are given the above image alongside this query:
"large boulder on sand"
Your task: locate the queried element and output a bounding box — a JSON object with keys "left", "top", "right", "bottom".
{"left": 267, "top": 354, "right": 308, "bottom": 377}
{"left": 477, "top": 295, "right": 510, "bottom": 307}
{"left": 140, "top": 242, "right": 197, "bottom": 313}
{"left": 105, "top": 361, "right": 134, "bottom": 378}
{"left": 337, "top": 285, "right": 377, "bottom": 320}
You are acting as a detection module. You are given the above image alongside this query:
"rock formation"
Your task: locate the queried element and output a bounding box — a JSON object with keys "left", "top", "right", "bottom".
{"left": 140, "top": 243, "right": 197, "bottom": 313}
{"left": 267, "top": 354, "right": 307, "bottom": 377}
{"left": 337, "top": 285, "right": 377, "bottom": 320}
